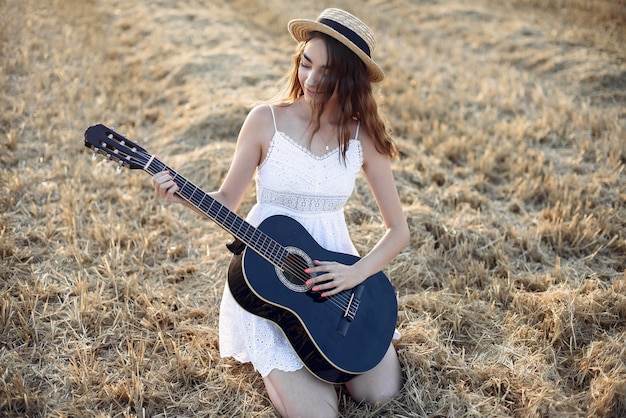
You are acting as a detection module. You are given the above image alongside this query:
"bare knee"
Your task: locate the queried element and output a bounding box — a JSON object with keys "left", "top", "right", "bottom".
{"left": 362, "top": 379, "right": 402, "bottom": 404}
{"left": 285, "top": 401, "right": 338, "bottom": 418}
{"left": 271, "top": 394, "right": 338, "bottom": 418}
{"left": 263, "top": 369, "right": 338, "bottom": 418}
{"left": 349, "top": 377, "right": 402, "bottom": 405}
{"left": 345, "top": 344, "right": 403, "bottom": 404}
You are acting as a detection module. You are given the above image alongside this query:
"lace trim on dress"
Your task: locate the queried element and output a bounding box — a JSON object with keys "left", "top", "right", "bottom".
{"left": 276, "top": 131, "right": 359, "bottom": 161}
{"left": 263, "top": 104, "right": 363, "bottom": 162}
{"left": 259, "top": 188, "right": 347, "bottom": 213}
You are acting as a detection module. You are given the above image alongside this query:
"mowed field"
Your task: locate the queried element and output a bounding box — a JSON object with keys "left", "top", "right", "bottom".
{"left": 1, "top": 0, "right": 625, "bottom": 416}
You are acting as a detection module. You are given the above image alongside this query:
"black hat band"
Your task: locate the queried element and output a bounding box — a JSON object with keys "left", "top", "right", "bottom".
{"left": 319, "top": 18, "right": 371, "bottom": 57}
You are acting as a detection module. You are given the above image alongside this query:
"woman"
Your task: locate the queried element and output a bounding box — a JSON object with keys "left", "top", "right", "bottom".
{"left": 153, "top": 8, "right": 409, "bottom": 417}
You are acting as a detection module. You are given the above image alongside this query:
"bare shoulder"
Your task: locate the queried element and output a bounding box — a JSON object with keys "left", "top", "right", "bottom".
{"left": 267, "top": 102, "right": 299, "bottom": 129}
{"left": 242, "top": 104, "right": 275, "bottom": 136}
{"left": 356, "top": 126, "right": 387, "bottom": 169}
{"left": 238, "top": 104, "right": 275, "bottom": 153}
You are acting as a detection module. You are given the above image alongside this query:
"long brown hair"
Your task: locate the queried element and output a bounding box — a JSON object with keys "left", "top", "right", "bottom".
{"left": 270, "top": 31, "right": 397, "bottom": 160}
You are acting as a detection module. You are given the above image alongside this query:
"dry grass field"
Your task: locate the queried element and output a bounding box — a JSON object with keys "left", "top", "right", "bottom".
{"left": 1, "top": 0, "right": 625, "bottom": 416}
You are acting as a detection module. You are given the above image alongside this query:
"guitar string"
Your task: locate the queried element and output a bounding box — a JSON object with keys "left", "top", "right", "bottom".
{"left": 157, "top": 159, "right": 356, "bottom": 313}
{"left": 97, "top": 130, "right": 358, "bottom": 316}
{"left": 175, "top": 170, "right": 356, "bottom": 315}
{"left": 130, "top": 148, "right": 355, "bottom": 314}
{"left": 131, "top": 148, "right": 355, "bottom": 315}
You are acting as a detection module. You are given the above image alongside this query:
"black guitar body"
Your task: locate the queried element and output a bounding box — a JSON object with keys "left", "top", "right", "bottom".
{"left": 83, "top": 125, "right": 398, "bottom": 385}
{"left": 227, "top": 215, "right": 398, "bottom": 384}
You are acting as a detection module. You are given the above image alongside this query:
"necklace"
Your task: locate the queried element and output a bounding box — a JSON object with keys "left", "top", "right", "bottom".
{"left": 321, "top": 134, "right": 335, "bottom": 151}
{"left": 297, "top": 100, "right": 339, "bottom": 152}
{"left": 306, "top": 133, "right": 334, "bottom": 152}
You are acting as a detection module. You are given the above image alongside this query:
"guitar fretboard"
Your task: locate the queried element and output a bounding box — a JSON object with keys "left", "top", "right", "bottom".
{"left": 145, "top": 157, "right": 286, "bottom": 267}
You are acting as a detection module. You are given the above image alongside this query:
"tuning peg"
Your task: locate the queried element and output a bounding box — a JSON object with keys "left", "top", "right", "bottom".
{"left": 92, "top": 151, "right": 98, "bottom": 161}
{"left": 116, "top": 161, "right": 123, "bottom": 173}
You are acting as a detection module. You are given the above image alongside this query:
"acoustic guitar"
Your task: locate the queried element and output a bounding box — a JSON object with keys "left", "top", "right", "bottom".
{"left": 84, "top": 124, "right": 398, "bottom": 383}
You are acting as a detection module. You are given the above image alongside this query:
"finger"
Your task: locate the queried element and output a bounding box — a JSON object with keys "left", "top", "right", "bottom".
{"left": 155, "top": 169, "right": 172, "bottom": 179}
{"left": 156, "top": 182, "right": 178, "bottom": 202}
{"left": 304, "top": 261, "right": 334, "bottom": 275}
{"left": 152, "top": 174, "right": 167, "bottom": 188}
{"left": 157, "top": 182, "right": 169, "bottom": 195}
{"left": 155, "top": 172, "right": 173, "bottom": 184}
{"left": 320, "top": 284, "right": 341, "bottom": 298}
{"left": 311, "top": 273, "right": 338, "bottom": 292}
{"left": 305, "top": 270, "right": 332, "bottom": 285}
{"left": 166, "top": 183, "right": 179, "bottom": 198}
{"left": 158, "top": 178, "right": 177, "bottom": 191}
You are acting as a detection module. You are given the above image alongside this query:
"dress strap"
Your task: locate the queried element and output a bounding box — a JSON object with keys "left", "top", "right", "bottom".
{"left": 268, "top": 105, "right": 278, "bottom": 132}
{"left": 355, "top": 120, "right": 361, "bottom": 140}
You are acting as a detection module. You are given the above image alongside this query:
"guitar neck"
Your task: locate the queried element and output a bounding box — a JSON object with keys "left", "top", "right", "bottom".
{"left": 143, "top": 155, "right": 284, "bottom": 266}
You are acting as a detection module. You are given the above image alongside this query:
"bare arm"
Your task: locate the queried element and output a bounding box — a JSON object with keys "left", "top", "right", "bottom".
{"left": 306, "top": 133, "right": 409, "bottom": 297}
{"left": 153, "top": 105, "right": 273, "bottom": 213}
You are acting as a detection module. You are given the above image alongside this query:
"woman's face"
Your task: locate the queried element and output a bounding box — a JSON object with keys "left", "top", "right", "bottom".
{"left": 298, "top": 37, "right": 336, "bottom": 104}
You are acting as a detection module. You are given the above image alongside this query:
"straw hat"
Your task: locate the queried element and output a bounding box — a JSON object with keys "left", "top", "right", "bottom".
{"left": 288, "top": 8, "right": 384, "bottom": 83}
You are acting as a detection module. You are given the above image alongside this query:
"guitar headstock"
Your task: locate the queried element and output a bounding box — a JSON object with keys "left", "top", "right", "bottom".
{"left": 84, "top": 124, "right": 149, "bottom": 170}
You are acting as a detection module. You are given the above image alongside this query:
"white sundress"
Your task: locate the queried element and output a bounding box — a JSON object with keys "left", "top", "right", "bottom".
{"left": 219, "top": 105, "right": 364, "bottom": 377}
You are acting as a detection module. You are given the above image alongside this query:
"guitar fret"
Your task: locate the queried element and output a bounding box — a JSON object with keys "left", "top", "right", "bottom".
{"left": 215, "top": 205, "right": 231, "bottom": 227}
{"left": 233, "top": 217, "right": 248, "bottom": 237}
{"left": 266, "top": 238, "right": 282, "bottom": 265}
{"left": 182, "top": 182, "right": 195, "bottom": 199}
{"left": 230, "top": 217, "right": 244, "bottom": 237}
{"left": 178, "top": 177, "right": 192, "bottom": 198}
{"left": 224, "top": 211, "right": 238, "bottom": 230}
{"left": 198, "top": 194, "right": 212, "bottom": 214}
{"left": 197, "top": 192, "right": 208, "bottom": 212}
{"left": 252, "top": 231, "right": 266, "bottom": 256}
{"left": 205, "top": 198, "right": 219, "bottom": 219}
{"left": 189, "top": 185, "right": 204, "bottom": 206}
{"left": 242, "top": 225, "right": 255, "bottom": 244}
{"left": 274, "top": 242, "right": 286, "bottom": 264}
{"left": 255, "top": 232, "right": 268, "bottom": 255}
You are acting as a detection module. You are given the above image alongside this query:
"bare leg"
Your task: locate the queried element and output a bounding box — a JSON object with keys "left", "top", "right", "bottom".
{"left": 263, "top": 368, "right": 339, "bottom": 418}
{"left": 345, "top": 343, "right": 402, "bottom": 404}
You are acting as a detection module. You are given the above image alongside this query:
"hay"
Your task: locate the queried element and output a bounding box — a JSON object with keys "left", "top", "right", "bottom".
{"left": 1, "top": 0, "right": 624, "bottom": 416}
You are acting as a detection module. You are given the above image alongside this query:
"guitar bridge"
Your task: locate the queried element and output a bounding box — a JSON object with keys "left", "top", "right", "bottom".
{"left": 336, "top": 284, "right": 364, "bottom": 336}
{"left": 343, "top": 293, "right": 359, "bottom": 320}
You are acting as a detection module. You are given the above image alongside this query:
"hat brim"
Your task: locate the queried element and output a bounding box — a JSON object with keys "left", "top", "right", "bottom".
{"left": 288, "top": 19, "right": 384, "bottom": 83}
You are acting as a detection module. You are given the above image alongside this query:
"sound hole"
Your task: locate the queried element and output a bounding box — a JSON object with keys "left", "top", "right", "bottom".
{"left": 276, "top": 246, "right": 313, "bottom": 292}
